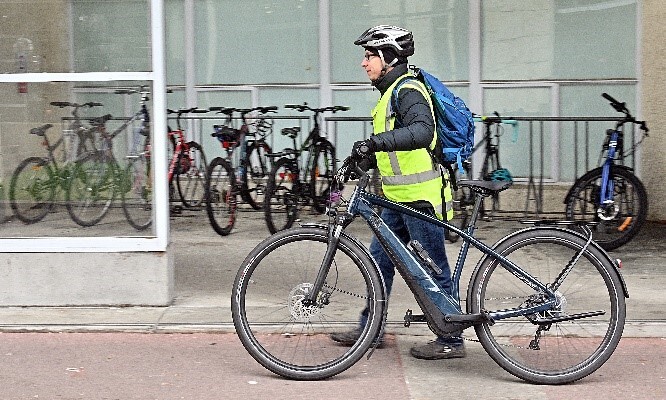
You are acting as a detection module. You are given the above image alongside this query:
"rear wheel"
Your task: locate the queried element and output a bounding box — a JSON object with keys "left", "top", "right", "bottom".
{"left": 469, "top": 227, "right": 625, "bottom": 384}
{"left": 9, "top": 157, "right": 57, "bottom": 224}
{"left": 565, "top": 166, "right": 647, "bottom": 250}
{"left": 205, "top": 157, "right": 237, "bottom": 236}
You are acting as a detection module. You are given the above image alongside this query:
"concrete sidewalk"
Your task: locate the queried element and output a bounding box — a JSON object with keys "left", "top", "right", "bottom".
{"left": 0, "top": 209, "right": 664, "bottom": 399}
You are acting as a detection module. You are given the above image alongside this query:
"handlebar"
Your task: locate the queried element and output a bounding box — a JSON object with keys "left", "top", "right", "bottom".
{"left": 602, "top": 93, "right": 649, "bottom": 134}
{"left": 209, "top": 106, "right": 278, "bottom": 116}
{"left": 284, "top": 102, "right": 350, "bottom": 114}
{"left": 50, "top": 101, "right": 103, "bottom": 109}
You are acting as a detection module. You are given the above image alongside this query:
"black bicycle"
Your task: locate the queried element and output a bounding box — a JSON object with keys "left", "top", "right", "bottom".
{"left": 564, "top": 93, "right": 649, "bottom": 251}
{"left": 263, "top": 103, "right": 348, "bottom": 234}
{"left": 233, "top": 156, "right": 626, "bottom": 383}
{"left": 206, "top": 106, "right": 277, "bottom": 236}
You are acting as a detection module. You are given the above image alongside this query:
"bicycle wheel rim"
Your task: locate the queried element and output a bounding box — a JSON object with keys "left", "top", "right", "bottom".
{"left": 232, "top": 227, "right": 384, "bottom": 380}
{"left": 470, "top": 229, "right": 625, "bottom": 384}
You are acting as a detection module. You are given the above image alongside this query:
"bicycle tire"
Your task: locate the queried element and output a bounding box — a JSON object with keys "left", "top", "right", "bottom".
{"left": 239, "top": 141, "right": 271, "bottom": 210}
{"left": 264, "top": 157, "right": 300, "bottom": 234}
{"left": 205, "top": 157, "right": 237, "bottom": 236}
{"left": 175, "top": 142, "right": 208, "bottom": 208}
{"left": 9, "top": 157, "right": 57, "bottom": 224}
{"left": 232, "top": 226, "right": 385, "bottom": 380}
{"left": 121, "top": 155, "right": 152, "bottom": 231}
{"left": 65, "top": 153, "right": 117, "bottom": 227}
{"left": 309, "top": 142, "right": 336, "bottom": 214}
{"left": 565, "top": 166, "right": 648, "bottom": 251}
{"left": 468, "top": 227, "right": 625, "bottom": 384}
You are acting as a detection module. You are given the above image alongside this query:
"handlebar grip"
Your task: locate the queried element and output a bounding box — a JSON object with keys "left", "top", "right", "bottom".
{"left": 602, "top": 92, "right": 618, "bottom": 103}
{"left": 50, "top": 101, "right": 70, "bottom": 108}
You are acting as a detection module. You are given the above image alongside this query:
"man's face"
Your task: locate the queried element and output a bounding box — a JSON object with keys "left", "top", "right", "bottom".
{"left": 361, "top": 50, "right": 383, "bottom": 81}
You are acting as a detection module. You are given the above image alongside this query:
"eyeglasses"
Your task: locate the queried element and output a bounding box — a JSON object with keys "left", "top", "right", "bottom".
{"left": 363, "top": 53, "right": 378, "bottom": 61}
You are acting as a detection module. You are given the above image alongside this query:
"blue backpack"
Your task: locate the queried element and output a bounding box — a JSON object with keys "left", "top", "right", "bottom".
{"left": 393, "top": 67, "right": 475, "bottom": 172}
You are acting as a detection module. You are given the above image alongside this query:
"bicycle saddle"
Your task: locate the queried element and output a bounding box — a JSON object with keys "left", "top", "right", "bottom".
{"left": 458, "top": 179, "right": 512, "bottom": 196}
{"left": 281, "top": 127, "right": 300, "bottom": 138}
{"left": 29, "top": 124, "right": 53, "bottom": 136}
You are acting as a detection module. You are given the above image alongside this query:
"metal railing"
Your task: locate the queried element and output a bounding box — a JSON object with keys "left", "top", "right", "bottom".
{"left": 325, "top": 116, "right": 636, "bottom": 219}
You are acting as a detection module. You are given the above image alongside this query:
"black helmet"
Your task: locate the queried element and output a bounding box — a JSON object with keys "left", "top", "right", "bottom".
{"left": 354, "top": 25, "right": 414, "bottom": 58}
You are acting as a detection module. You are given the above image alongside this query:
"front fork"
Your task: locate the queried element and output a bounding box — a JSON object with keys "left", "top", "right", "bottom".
{"left": 598, "top": 130, "right": 619, "bottom": 220}
{"left": 304, "top": 212, "right": 352, "bottom": 306}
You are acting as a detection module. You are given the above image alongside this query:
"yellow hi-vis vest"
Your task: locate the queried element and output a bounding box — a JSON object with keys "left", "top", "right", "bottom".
{"left": 372, "top": 73, "right": 454, "bottom": 221}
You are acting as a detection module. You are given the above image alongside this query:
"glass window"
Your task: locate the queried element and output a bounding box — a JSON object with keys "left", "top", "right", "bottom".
{"left": 331, "top": 0, "right": 469, "bottom": 83}
{"left": 483, "top": 87, "right": 552, "bottom": 179}
{"left": 0, "top": 81, "right": 156, "bottom": 237}
{"left": 166, "top": 0, "right": 186, "bottom": 85}
{"left": 559, "top": 84, "right": 637, "bottom": 180}
{"left": 482, "top": 0, "right": 637, "bottom": 80}
{"left": 71, "top": 0, "right": 152, "bottom": 73}
{"left": 193, "top": 0, "right": 319, "bottom": 85}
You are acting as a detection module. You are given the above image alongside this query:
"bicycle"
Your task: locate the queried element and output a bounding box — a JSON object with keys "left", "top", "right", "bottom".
{"left": 205, "top": 106, "right": 277, "bottom": 236}
{"left": 232, "top": 156, "right": 627, "bottom": 384}
{"left": 263, "top": 103, "right": 348, "bottom": 234}
{"left": 446, "top": 114, "right": 518, "bottom": 243}
{"left": 119, "top": 87, "right": 153, "bottom": 231}
{"left": 564, "top": 93, "right": 649, "bottom": 251}
{"left": 167, "top": 108, "right": 209, "bottom": 212}
{"left": 9, "top": 101, "right": 108, "bottom": 224}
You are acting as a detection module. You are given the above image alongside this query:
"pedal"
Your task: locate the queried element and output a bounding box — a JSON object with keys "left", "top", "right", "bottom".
{"left": 404, "top": 309, "right": 427, "bottom": 327}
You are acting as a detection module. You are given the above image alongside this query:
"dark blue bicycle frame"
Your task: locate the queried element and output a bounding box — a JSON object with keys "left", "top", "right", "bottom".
{"left": 317, "top": 179, "right": 559, "bottom": 324}
{"left": 599, "top": 129, "right": 619, "bottom": 206}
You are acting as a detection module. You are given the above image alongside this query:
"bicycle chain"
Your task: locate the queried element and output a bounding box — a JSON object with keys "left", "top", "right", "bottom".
{"left": 323, "top": 284, "right": 532, "bottom": 349}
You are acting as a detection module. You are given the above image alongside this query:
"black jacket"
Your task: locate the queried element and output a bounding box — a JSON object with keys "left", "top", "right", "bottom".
{"left": 370, "top": 63, "right": 436, "bottom": 153}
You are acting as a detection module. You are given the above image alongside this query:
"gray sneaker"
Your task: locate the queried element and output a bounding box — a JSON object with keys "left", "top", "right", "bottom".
{"left": 329, "top": 328, "right": 384, "bottom": 347}
{"left": 410, "top": 341, "right": 466, "bottom": 360}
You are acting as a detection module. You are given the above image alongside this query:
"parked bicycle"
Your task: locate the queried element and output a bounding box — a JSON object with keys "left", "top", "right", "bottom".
{"left": 167, "top": 108, "right": 209, "bottom": 212}
{"left": 205, "top": 106, "right": 277, "bottom": 236}
{"left": 9, "top": 102, "right": 104, "bottom": 224}
{"left": 119, "top": 87, "right": 153, "bottom": 231}
{"left": 232, "top": 156, "right": 626, "bottom": 384}
{"left": 447, "top": 114, "right": 518, "bottom": 242}
{"left": 564, "top": 93, "right": 649, "bottom": 251}
{"left": 263, "top": 103, "right": 348, "bottom": 234}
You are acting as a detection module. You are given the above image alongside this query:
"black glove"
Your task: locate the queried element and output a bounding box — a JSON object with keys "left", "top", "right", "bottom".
{"left": 351, "top": 138, "right": 375, "bottom": 160}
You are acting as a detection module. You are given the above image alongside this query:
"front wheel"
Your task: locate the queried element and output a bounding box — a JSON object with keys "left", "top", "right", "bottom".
{"left": 205, "top": 157, "right": 237, "bottom": 236}
{"left": 232, "top": 226, "right": 385, "bottom": 380}
{"left": 66, "top": 153, "right": 117, "bottom": 227}
{"left": 121, "top": 155, "right": 152, "bottom": 231}
{"left": 264, "top": 157, "right": 301, "bottom": 234}
{"left": 175, "top": 142, "right": 208, "bottom": 209}
{"left": 239, "top": 141, "right": 272, "bottom": 210}
{"left": 468, "top": 227, "right": 625, "bottom": 384}
{"left": 565, "top": 166, "right": 648, "bottom": 251}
